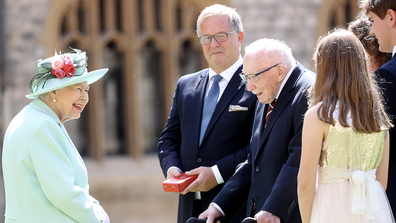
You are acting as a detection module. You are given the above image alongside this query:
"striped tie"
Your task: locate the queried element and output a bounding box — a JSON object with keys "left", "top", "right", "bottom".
{"left": 265, "top": 99, "right": 277, "bottom": 126}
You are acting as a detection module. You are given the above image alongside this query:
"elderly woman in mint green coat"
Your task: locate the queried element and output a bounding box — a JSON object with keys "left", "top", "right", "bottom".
{"left": 2, "top": 49, "right": 110, "bottom": 223}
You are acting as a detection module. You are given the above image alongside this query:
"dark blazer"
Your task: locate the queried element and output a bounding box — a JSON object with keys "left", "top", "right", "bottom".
{"left": 375, "top": 55, "right": 396, "bottom": 213}
{"left": 157, "top": 65, "right": 257, "bottom": 223}
{"left": 213, "top": 62, "right": 315, "bottom": 223}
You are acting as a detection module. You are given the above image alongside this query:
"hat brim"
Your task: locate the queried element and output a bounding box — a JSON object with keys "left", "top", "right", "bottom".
{"left": 26, "top": 68, "right": 109, "bottom": 99}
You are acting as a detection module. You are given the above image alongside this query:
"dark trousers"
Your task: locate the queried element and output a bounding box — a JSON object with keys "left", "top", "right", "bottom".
{"left": 192, "top": 200, "right": 204, "bottom": 218}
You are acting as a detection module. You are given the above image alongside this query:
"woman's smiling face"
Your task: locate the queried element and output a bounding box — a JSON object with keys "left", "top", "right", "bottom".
{"left": 51, "top": 81, "right": 89, "bottom": 123}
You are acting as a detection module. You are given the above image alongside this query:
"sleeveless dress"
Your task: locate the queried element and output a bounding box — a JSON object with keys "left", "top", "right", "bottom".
{"left": 309, "top": 110, "right": 395, "bottom": 223}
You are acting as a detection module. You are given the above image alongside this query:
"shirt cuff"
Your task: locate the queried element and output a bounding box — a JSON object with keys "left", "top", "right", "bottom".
{"left": 211, "top": 165, "right": 224, "bottom": 184}
{"left": 210, "top": 202, "right": 225, "bottom": 216}
{"left": 167, "top": 166, "right": 182, "bottom": 176}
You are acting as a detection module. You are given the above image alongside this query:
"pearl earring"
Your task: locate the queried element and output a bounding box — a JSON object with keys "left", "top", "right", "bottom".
{"left": 53, "top": 99, "right": 56, "bottom": 103}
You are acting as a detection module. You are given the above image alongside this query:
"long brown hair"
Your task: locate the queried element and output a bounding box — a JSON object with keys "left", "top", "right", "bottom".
{"left": 310, "top": 28, "right": 392, "bottom": 133}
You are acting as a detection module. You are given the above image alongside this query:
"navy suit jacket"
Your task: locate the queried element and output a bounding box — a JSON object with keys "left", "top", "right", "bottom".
{"left": 213, "top": 62, "right": 315, "bottom": 223}
{"left": 157, "top": 65, "right": 257, "bottom": 223}
{"left": 375, "top": 55, "right": 396, "bottom": 213}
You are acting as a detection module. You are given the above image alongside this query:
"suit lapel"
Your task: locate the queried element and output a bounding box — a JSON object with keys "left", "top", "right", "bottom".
{"left": 200, "top": 66, "right": 244, "bottom": 145}
{"left": 254, "top": 63, "right": 304, "bottom": 162}
{"left": 257, "top": 103, "right": 266, "bottom": 136}
{"left": 250, "top": 102, "right": 265, "bottom": 160}
{"left": 193, "top": 70, "right": 209, "bottom": 147}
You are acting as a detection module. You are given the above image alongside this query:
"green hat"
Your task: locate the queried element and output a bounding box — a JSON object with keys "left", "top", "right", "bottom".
{"left": 26, "top": 48, "right": 108, "bottom": 99}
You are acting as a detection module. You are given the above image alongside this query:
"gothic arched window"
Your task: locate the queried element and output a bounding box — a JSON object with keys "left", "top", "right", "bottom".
{"left": 46, "top": 0, "right": 207, "bottom": 159}
{"left": 318, "top": 0, "right": 359, "bottom": 37}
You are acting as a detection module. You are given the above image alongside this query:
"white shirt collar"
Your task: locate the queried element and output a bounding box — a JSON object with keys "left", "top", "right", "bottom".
{"left": 393, "top": 45, "right": 396, "bottom": 57}
{"left": 274, "top": 62, "right": 296, "bottom": 100}
{"left": 208, "top": 56, "right": 243, "bottom": 81}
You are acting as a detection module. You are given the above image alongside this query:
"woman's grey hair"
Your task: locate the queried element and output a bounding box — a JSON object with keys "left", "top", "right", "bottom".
{"left": 196, "top": 4, "right": 243, "bottom": 37}
{"left": 244, "top": 38, "right": 296, "bottom": 70}
{"left": 38, "top": 92, "right": 51, "bottom": 101}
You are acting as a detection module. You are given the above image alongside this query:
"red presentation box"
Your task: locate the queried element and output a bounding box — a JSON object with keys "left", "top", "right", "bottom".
{"left": 162, "top": 173, "right": 198, "bottom": 192}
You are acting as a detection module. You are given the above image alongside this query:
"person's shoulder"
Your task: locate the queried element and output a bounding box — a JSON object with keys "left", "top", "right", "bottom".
{"left": 375, "top": 58, "right": 396, "bottom": 81}
{"left": 306, "top": 103, "right": 321, "bottom": 114}
{"left": 5, "top": 104, "right": 59, "bottom": 140}
{"left": 378, "top": 56, "right": 396, "bottom": 72}
{"left": 23, "top": 104, "right": 59, "bottom": 129}
{"left": 294, "top": 62, "right": 316, "bottom": 82}
{"left": 173, "top": 68, "right": 209, "bottom": 89}
{"left": 179, "top": 68, "right": 210, "bottom": 80}
{"left": 304, "top": 104, "right": 322, "bottom": 123}
{"left": 16, "top": 104, "right": 52, "bottom": 123}
{"left": 301, "top": 67, "right": 316, "bottom": 81}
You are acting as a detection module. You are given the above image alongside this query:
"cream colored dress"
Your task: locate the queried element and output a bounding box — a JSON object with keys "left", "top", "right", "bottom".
{"left": 310, "top": 110, "right": 395, "bottom": 223}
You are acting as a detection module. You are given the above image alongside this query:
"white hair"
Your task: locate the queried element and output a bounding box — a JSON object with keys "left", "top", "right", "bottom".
{"left": 244, "top": 38, "right": 295, "bottom": 70}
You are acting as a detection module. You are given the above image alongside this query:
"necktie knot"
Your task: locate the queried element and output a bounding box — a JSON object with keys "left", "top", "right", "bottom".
{"left": 212, "top": 74, "right": 223, "bottom": 85}
{"left": 265, "top": 99, "right": 277, "bottom": 125}
{"left": 269, "top": 99, "right": 276, "bottom": 109}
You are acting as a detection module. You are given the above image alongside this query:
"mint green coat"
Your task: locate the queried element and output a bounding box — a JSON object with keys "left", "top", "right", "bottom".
{"left": 2, "top": 99, "right": 102, "bottom": 223}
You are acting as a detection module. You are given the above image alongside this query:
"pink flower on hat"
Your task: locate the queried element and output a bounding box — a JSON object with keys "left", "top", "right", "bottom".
{"left": 63, "top": 64, "right": 76, "bottom": 78}
{"left": 62, "top": 55, "right": 74, "bottom": 65}
{"left": 52, "top": 69, "right": 65, "bottom": 79}
{"left": 51, "top": 57, "right": 64, "bottom": 70}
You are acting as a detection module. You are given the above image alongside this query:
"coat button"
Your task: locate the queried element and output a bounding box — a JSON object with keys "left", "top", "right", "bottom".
{"left": 255, "top": 166, "right": 260, "bottom": 172}
{"left": 197, "top": 158, "right": 202, "bottom": 163}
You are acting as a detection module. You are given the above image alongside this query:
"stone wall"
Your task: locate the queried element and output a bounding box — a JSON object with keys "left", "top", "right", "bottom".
{"left": 230, "top": 0, "right": 324, "bottom": 70}
{"left": 2, "top": 0, "right": 51, "bottom": 125}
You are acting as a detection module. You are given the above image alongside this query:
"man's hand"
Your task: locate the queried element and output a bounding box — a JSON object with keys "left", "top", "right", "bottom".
{"left": 166, "top": 167, "right": 182, "bottom": 180}
{"left": 255, "top": 211, "right": 280, "bottom": 223}
{"left": 199, "top": 204, "right": 223, "bottom": 223}
{"left": 182, "top": 166, "right": 218, "bottom": 194}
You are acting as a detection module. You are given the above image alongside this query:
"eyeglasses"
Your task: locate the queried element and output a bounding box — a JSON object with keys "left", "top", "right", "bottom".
{"left": 239, "top": 63, "right": 280, "bottom": 83}
{"left": 198, "top": 31, "right": 236, "bottom": 45}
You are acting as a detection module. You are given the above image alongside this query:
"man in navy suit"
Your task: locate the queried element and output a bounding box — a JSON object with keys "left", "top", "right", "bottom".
{"left": 199, "top": 38, "right": 315, "bottom": 223}
{"left": 156, "top": 4, "right": 257, "bottom": 223}
{"left": 363, "top": 0, "right": 396, "bottom": 214}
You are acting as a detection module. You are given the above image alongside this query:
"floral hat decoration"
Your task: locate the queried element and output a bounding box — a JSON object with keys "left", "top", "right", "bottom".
{"left": 26, "top": 48, "right": 108, "bottom": 99}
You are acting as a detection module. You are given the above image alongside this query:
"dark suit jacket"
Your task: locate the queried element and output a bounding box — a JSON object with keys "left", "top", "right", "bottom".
{"left": 213, "top": 62, "right": 315, "bottom": 223}
{"left": 375, "top": 55, "right": 396, "bottom": 213}
{"left": 157, "top": 66, "right": 257, "bottom": 223}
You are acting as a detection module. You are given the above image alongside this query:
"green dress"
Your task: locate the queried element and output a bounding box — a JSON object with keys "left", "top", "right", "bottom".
{"left": 310, "top": 112, "right": 394, "bottom": 223}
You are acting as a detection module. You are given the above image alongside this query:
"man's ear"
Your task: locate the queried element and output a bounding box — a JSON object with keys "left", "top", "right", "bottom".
{"left": 237, "top": 31, "right": 244, "bottom": 46}
{"left": 277, "top": 65, "right": 287, "bottom": 81}
{"left": 388, "top": 9, "right": 396, "bottom": 27}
